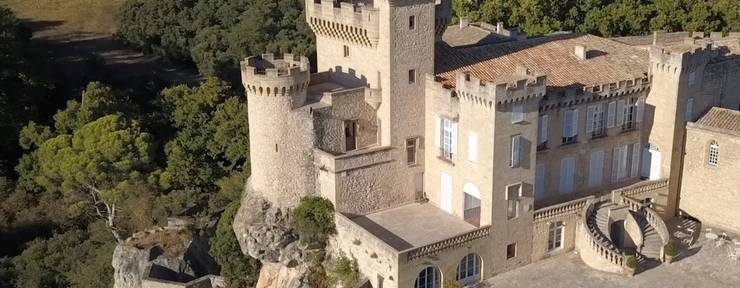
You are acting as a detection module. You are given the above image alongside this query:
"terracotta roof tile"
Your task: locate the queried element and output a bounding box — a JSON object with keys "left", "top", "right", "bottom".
{"left": 695, "top": 107, "right": 740, "bottom": 134}
{"left": 435, "top": 33, "right": 649, "bottom": 89}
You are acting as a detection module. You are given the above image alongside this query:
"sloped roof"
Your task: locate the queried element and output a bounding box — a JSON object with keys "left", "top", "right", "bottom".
{"left": 695, "top": 107, "right": 740, "bottom": 134}
{"left": 435, "top": 33, "right": 649, "bottom": 89}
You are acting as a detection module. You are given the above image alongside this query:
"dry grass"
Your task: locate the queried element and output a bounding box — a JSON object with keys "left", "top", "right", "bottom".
{"left": 127, "top": 228, "right": 193, "bottom": 258}
{"left": 0, "top": 0, "right": 126, "bottom": 35}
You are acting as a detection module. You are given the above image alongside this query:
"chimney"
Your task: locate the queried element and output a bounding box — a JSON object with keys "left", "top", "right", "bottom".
{"left": 574, "top": 45, "right": 587, "bottom": 60}
{"left": 515, "top": 65, "right": 530, "bottom": 76}
{"left": 653, "top": 30, "right": 665, "bottom": 45}
{"left": 459, "top": 17, "right": 469, "bottom": 28}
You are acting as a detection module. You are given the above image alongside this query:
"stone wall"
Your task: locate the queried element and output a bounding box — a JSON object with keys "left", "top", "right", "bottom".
{"left": 680, "top": 124, "right": 740, "bottom": 233}
{"left": 531, "top": 197, "right": 590, "bottom": 261}
{"left": 313, "top": 87, "right": 379, "bottom": 154}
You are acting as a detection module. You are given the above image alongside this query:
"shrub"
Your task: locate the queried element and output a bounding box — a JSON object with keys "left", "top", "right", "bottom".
{"left": 664, "top": 241, "right": 678, "bottom": 257}
{"left": 625, "top": 255, "right": 638, "bottom": 269}
{"left": 306, "top": 251, "right": 330, "bottom": 288}
{"left": 329, "top": 254, "right": 359, "bottom": 288}
{"left": 443, "top": 275, "right": 462, "bottom": 288}
{"left": 290, "top": 196, "right": 336, "bottom": 244}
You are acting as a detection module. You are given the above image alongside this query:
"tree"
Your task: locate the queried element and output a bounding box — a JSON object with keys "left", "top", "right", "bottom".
{"left": 34, "top": 115, "right": 159, "bottom": 242}
{"left": 210, "top": 202, "right": 261, "bottom": 288}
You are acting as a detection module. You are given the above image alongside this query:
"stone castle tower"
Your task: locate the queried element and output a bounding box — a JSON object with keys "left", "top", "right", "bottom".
{"left": 240, "top": 54, "right": 316, "bottom": 207}
{"left": 645, "top": 41, "right": 714, "bottom": 216}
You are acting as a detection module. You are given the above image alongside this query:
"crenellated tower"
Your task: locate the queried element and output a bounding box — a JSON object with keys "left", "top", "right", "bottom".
{"left": 644, "top": 40, "right": 716, "bottom": 217}
{"left": 241, "top": 54, "right": 316, "bottom": 207}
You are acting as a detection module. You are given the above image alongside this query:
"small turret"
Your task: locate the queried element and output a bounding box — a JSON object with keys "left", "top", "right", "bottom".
{"left": 241, "top": 54, "right": 316, "bottom": 208}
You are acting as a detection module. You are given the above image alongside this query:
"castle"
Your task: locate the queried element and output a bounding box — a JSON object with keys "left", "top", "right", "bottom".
{"left": 236, "top": 0, "right": 740, "bottom": 286}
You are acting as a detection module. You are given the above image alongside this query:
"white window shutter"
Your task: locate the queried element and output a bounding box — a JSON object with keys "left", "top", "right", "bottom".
{"left": 451, "top": 121, "right": 458, "bottom": 154}
{"left": 611, "top": 147, "right": 620, "bottom": 183}
{"left": 619, "top": 145, "right": 629, "bottom": 179}
{"left": 512, "top": 105, "right": 524, "bottom": 123}
{"left": 539, "top": 115, "right": 549, "bottom": 144}
{"left": 572, "top": 109, "right": 579, "bottom": 137}
{"left": 535, "top": 164, "right": 546, "bottom": 200}
{"left": 468, "top": 132, "right": 478, "bottom": 162}
{"left": 636, "top": 96, "right": 645, "bottom": 123}
{"left": 563, "top": 111, "right": 572, "bottom": 138}
{"left": 616, "top": 100, "right": 625, "bottom": 127}
{"left": 607, "top": 101, "right": 616, "bottom": 128}
{"left": 630, "top": 143, "right": 641, "bottom": 178}
{"left": 435, "top": 116, "right": 441, "bottom": 147}
{"left": 588, "top": 150, "right": 604, "bottom": 187}
{"left": 586, "top": 106, "right": 595, "bottom": 133}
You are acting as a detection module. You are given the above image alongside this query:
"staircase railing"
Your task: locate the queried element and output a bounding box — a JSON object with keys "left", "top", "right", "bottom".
{"left": 645, "top": 204, "right": 670, "bottom": 246}
{"left": 581, "top": 200, "right": 625, "bottom": 267}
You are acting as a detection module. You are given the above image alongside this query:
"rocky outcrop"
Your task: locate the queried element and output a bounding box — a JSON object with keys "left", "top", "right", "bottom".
{"left": 255, "top": 263, "right": 310, "bottom": 288}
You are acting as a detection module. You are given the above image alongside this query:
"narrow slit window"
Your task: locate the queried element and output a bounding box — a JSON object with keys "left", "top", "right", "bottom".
{"left": 409, "top": 69, "right": 416, "bottom": 84}
{"left": 343, "top": 45, "right": 349, "bottom": 57}
{"left": 409, "top": 16, "right": 415, "bottom": 30}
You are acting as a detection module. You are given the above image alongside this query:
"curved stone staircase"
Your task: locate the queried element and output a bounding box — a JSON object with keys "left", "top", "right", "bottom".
{"left": 578, "top": 197, "right": 670, "bottom": 275}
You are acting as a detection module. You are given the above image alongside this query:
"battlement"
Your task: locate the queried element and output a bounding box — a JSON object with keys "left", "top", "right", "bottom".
{"left": 454, "top": 69, "right": 546, "bottom": 107}
{"left": 586, "top": 77, "right": 651, "bottom": 97}
{"left": 649, "top": 42, "right": 715, "bottom": 74}
{"left": 306, "top": 0, "right": 379, "bottom": 46}
{"left": 241, "top": 53, "right": 310, "bottom": 98}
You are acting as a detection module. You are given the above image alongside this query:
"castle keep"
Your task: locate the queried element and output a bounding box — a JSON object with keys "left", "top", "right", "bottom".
{"left": 237, "top": 0, "right": 740, "bottom": 286}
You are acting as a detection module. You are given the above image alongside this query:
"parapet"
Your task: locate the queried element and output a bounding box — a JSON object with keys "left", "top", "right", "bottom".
{"left": 585, "top": 77, "right": 651, "bottom": 98}
{"left": 648, "top": 42, "right": 715, "bottom": 75}
{"left": 454, "top": 68, "right": 546, "bottom": 107}
{"left": 241, "top": 53, "right": 310, "bottom": 97}
{"left": 306, "top": 0, "right": 379, "bottom": 46}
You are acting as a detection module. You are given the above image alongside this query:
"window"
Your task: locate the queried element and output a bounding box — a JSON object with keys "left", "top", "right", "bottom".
{"left": 538, "top": 115, "right": 549, "bottom": 150}
{"left": 548, "top": 221, "right": 565, "bottom": 251}
{"left": 512, "top": 104, "right": 524, "bottom": 123}
{"left": 630, "top": 143, "right": 641, "bottom": 178}
{"left": 409, "top": 16, "right": 415, "bottom": 30}
{"left": 636, "top": 96, "right": 645, "bottom": 124}
{"left": 440, "top": 173, "right": 453, "bottom": 213}
{"left": 588, "top": 150, "right": 604, "bottom": 187}
{"left": 409, "top": 69, "right": 416, "bottom": 84}
{"left": 415, "top": 266, "right": 441, "bottom": 288}
{"left": 439, "top": 118, "right": 457, "bottom": 160}
{"left": 535, "top": 164, "right": 546, "bottom": 200}
{"left": 506, "top": 184, "right": 521, "bottom": 219}
{"left": 607, "top": 101, "right": 616, "bottom": 128}
{"left": 616, "top": 100, "right": 625, "bottom": 128}
{"left": 343, "top": 45, "right": 349, "bottom": 57}
{"left": 456, "top": 254, "right": 482, "bottom": 284}
{"left": 559, "top": 157, "right": 575, "bottom": 194}
{"left": 506, "top": 243, "right": 517, "bottom": 259}
{"left": 623, "top": 98, "right": 636, "bottom": 130}
{"left": 611, "top": 145, "right": 628, "bottom": 183}
{"left": 688, "top": 71, "right": 696, "bottom": 86}
{"left": 406, "top": 138, "right": 418, "bottom": 165}
{"left": 463, "top": 191, "right": 481, "bottom": 227}
{"left": 587, "top": 104, "right": 605, "bottom": 138}
{"left": 708, "top": 141, "right": 719, "bottom": 166}
{"left": 685, "top": 97, "right": 694, "bottom": 121}
{"left": 511, "top": 135, "right": 522, "bottom": 168}
{"left": 344, "top": 120, "right": 357, "bottom": 151}
{"left": 562, "top": 109, "right": 578, "bottom": 144}
{"left": 468, "top": 132, "right": 478, "bottom": 162}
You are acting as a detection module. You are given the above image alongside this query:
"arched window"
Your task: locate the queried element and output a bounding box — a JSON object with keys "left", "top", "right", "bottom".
{"left": 708, "top": 141, "right": 719, "bottom": 166}
{"left": 415, "top": 266, "right": 441, "bottom": 288}
{"left": 456, "top": 253, "right": 482, "bottom": 285}
{"left": 548, "top": 221, "right": 565, "bottom": 251}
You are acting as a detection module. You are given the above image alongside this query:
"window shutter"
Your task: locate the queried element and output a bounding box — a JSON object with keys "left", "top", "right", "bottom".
{"left": 468, "top": 132, "right": 478, "bottom": 162}
{"left": 620, "top": 145, "right": 629, "bottom": 179}
{"left": 435, "top": 117, "right": 442, "bottom": 147}
{"left": 539, "top": 115, "right": 549, "bottom": 144}
{"left": 535, "top": 164, "right": 546, "bottom": 200}
{"left": 616, "top": 100, "right": 625, "bottom": 126}
{"left": 572, "top": 109, "right": 579, "bottom": 137}
{"left": 586, "top": 106, "right": 595, "bottom": 133}
{"left": 563, "top": 111, "right": 573, "bottom": 138}
{"left": 636, "top": 96, "right": 645, "bottom": 123}
{"left": 451, "top": 121, "right": 458, "bottom": 154}
{"left": 512, "top": 105, "right": 524, "bottom": 123}
{"left": 630, "top": 143, "right": 641, "bottom": 178}
{"left": 607, "top": 101, "right": 616, "bottom": 128}
{"left": 588, "top": 150, "right": 604, "bottom": 187}
{"left": 511, "top": 135, "right": 521, "bottom": 167}
{"left": 686, "top": 98, "right": 694, "bottom": 121}
{"left": 612, "top": 147, "right": 620, "bottom": 183}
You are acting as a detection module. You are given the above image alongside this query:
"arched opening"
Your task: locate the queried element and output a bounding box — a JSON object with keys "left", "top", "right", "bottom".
{"left": 414, "top": 266, "right": 441, "bottom": 288}
{"left": 463, "top": 183, "right": 481, "bottom": 227}
{"left": 641, "top": 144, "right": 662, "bottom": 180}
{"left": 456, "top": 253, "right": 482, "bottom": 285}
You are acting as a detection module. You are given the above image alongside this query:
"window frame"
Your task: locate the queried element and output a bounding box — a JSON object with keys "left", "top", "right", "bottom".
{"left": 506, "top": 243, "right": 517, "bottom": 259}
{"left": 708, "top": 141, "right": 719, "bottom": 166}
{"left": 409, "top": 15, "right": 416, "bottom": 30}
{"left": 456, "top": 254, "right": 482, "bottom": 284}
{"left": 506, "top": 184, "right": 521, "bottom": 220}
{"left": 442, "top": 118, "right": 454, "bottom": 160}
{"left": 406, "top": 138, "right": 418, "bottom": 165}
{"left": 408, "top": 69, "right": 416, "bottom": 84}
{"left": 548, "top": 221, "right": 565, "bottom": 251}
{"left": 510, "top": 135, "right": 522, "bottom": 168}
{"left": 512, "top": 104, "right": 524, "bottom": 123}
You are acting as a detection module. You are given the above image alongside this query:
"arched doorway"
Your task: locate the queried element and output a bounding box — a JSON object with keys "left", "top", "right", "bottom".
{"left": 463, "top": 183, "right": 481, "bottom": 227}
{"left": 456, "top": 253, "right": 482, "bottom": 285}
{"left": 414, "top": 266, "right": 441, "bottom": 288}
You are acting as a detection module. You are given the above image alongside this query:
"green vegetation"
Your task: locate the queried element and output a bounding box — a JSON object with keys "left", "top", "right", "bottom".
{"left": 626, "top": 255, "right": 638, "bottom": 269}
{"left": 210, "top": 202, "right": 261, "bottom": 288}
{"left": 290, "top": 196, "right": 336, "bottom": 245}
{"left": 0, "top": 0, "right": 126, "bottom": 34}
{"left": 328, "top": 254, "right": 360, "bottom": 288}
{"left": 453, "top": 0, "right": 739, "bottom": 37}
{"left": 443, "top": 276, "right": 463, "bottom": 288}
{"left": 664, "top": 241, "right": 678, "bottom": 257}
{"left": 118, "top": 0, "right": 314, "bottom": 80}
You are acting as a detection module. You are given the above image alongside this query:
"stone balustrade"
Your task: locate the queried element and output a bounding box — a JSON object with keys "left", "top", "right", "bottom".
{"left": 314, "top": 146, "right": 395, "bottom": 173}
{"left": 403, "top": 225, "right": 491, "bottom": 261}
{"left": 534, "top": 196, "right": 594, "bottom": 222}
{"left": 645, "top": 205, "right": 671, "bottom": 247}
{"left": 612, "top": 178, "right": 669, "bottom": 201}
{"left": 581, "top": 200, "right": 626, "bottom": 268}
